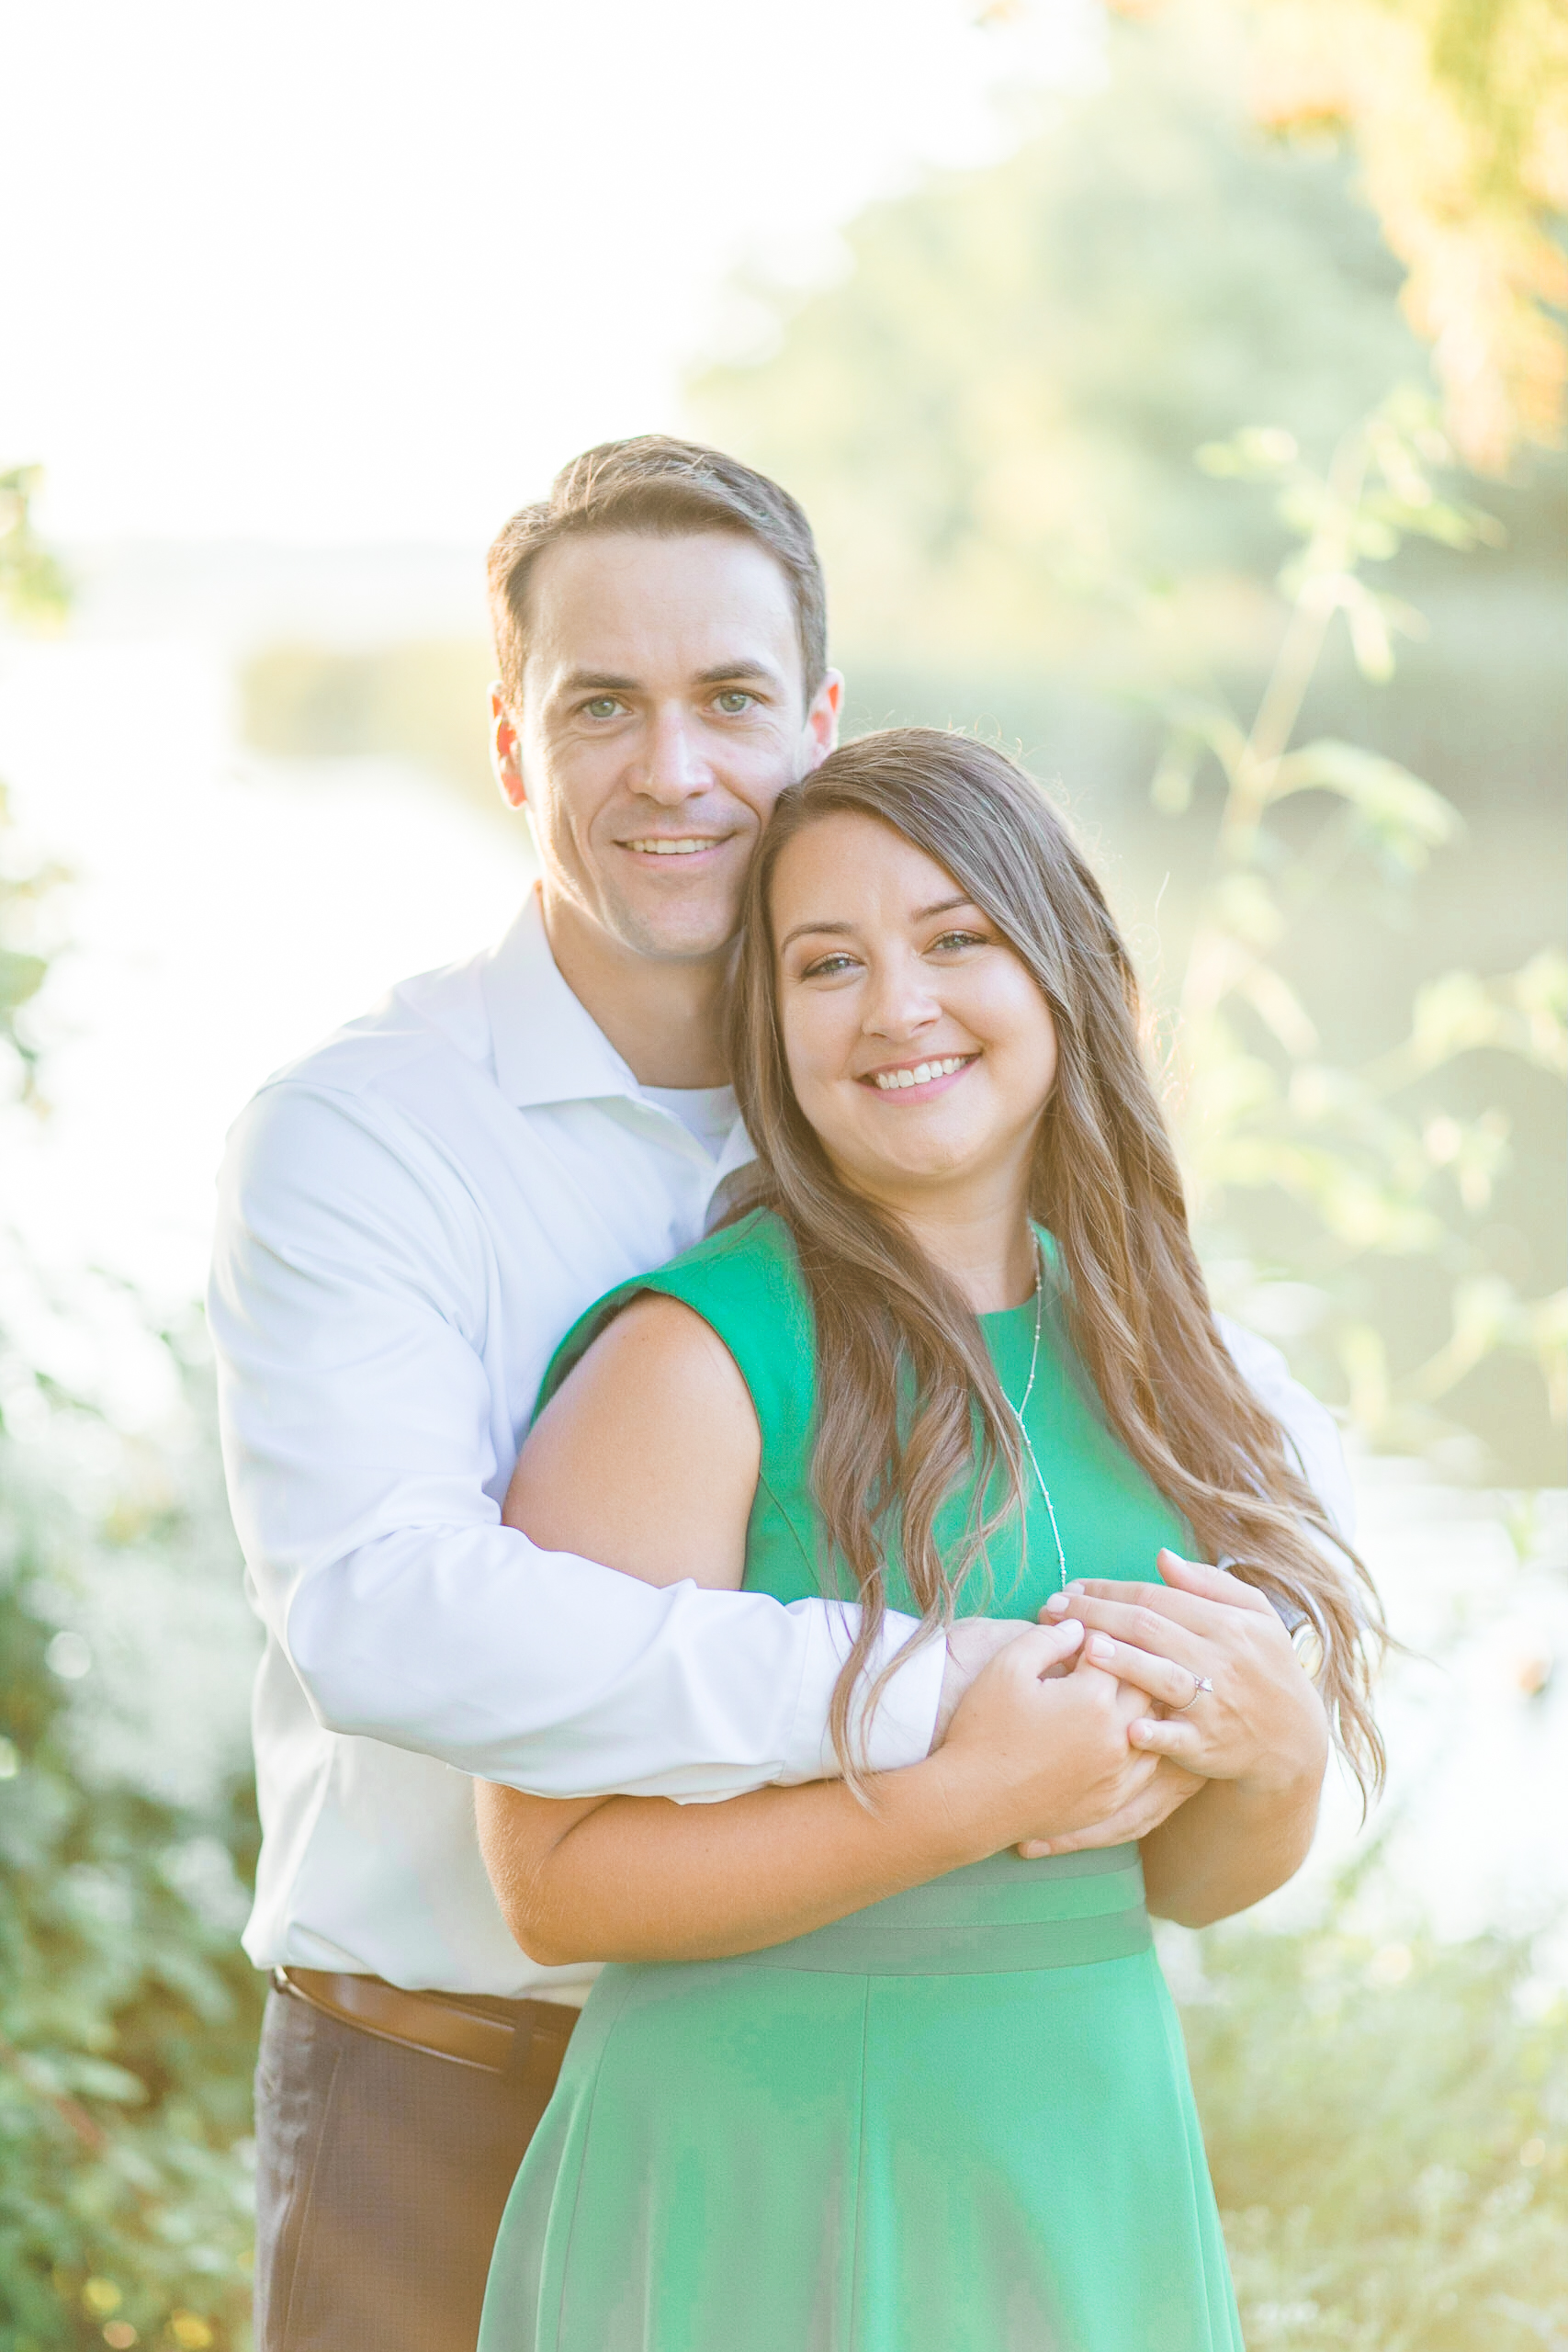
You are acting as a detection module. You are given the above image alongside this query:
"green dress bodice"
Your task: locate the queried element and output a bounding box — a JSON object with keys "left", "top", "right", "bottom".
{"left": 540, "top": 1205, "right": 1190, "bottom": 1625}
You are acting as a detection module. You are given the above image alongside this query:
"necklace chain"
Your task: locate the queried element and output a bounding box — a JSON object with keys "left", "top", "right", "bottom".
{"left": 1004, "top": 1236, "right": 1069, "bottom": 1593}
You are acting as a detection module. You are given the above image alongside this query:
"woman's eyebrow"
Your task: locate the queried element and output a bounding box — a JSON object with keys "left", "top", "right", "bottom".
{"left": 777, "top": 918, "right": 855, "bottom": 952}
{"left": 777, "top": 895, "right": 977, "bottom": 954}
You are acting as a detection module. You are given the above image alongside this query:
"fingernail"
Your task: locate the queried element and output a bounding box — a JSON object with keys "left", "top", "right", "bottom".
{"left": 1089, "top": 1635, "right": 1114, "bottom": 1663}
{"left": 1043, "top": 1592, "right": 1068, "bottom": 1615}
{"left": 1066, "top": 1580, "right": 1086, "bottom": 1594}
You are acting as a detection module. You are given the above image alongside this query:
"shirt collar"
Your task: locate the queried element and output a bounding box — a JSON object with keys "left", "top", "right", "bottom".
{"left": 481, "top": 887, "right": 641, "bottom": 1112}
{"left": 479, "top": 893, "right": 756, "bottom": 1193}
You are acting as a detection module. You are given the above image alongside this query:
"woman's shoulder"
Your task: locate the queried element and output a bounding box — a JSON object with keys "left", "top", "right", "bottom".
{"left": 650, "top": 1205, "right": 808, "bottom": 1314}
{"left": 537, "top": 1208, "right": 812, "bottom": 1417}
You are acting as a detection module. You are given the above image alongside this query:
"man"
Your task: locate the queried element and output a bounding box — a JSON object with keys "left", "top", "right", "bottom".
{"left": 210, "top": 436, "right": 1349, "bottom": 2351}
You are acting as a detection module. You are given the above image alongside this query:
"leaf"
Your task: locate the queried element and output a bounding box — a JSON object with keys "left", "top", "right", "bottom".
{"left": 1235, "top": 965, "right": 1319, "bottom": 1057}
{"left": 1269, "top": 740, "right": 1462, "bottom": 872}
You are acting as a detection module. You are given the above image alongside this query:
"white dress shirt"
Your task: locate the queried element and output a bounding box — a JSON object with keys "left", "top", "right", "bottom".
{"left": 209, "top": 890, "right": 947, "bottom": 2000}
{"left": 209, "top": 888, "right": 1353, "bottom": 2003}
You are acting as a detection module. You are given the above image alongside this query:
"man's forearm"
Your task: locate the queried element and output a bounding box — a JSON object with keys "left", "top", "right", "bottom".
{"left": 1140, "top": 1764, "right": 1324, "bottom": 1928}
{"left": 276, "top": 1525, "right": 941, "bottom": 1795}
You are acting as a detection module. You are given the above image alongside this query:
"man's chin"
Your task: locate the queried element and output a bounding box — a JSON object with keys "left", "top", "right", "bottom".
{"left": 601, "top": 902, "right": 744, "bottom": 967}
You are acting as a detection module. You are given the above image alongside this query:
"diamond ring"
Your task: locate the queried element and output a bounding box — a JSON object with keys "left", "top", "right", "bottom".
{"left": 1169, "top": 1672, "right": 1213, "bottom": 1715}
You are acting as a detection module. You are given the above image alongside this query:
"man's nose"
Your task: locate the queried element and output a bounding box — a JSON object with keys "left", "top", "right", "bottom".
{"left": 634, "top": 707, "right": 712, "bottom": 804}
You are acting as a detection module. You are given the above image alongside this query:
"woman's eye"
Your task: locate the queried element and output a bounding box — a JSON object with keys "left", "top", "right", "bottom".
{"left": 931, "top": 930, "right": 988, "bottom": 954}
{"left": 714, "top": 690, "right": 755, "bottom": 715}
{"left": 800, "top": 953, "right": 858, "bottom": 979}
{"left": 582, "top": 696, "right": 625, "bottom": 721}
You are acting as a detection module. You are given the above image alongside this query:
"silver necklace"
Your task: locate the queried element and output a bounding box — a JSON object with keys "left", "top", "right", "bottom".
{"left": 1003, "top": 1237, "right": 1069, "bottom": 1593}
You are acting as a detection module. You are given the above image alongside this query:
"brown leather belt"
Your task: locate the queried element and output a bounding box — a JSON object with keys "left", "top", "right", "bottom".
{"left": 275, "top": 1966, "right": 579, "bottom": 2088}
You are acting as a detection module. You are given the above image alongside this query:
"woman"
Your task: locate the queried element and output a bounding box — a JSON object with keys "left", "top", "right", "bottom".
{"left": 475, "top": 731, "right": 1382, "bottom": 2352}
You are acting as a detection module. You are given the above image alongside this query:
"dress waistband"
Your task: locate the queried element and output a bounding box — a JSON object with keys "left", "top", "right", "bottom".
{"left": 728, "top": 1844, "right": 1152, "bottom": 1978}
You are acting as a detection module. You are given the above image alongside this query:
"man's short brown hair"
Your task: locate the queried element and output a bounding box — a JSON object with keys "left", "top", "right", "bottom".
{"left": 486, "top": 435, "right": 828, "bottom": 711}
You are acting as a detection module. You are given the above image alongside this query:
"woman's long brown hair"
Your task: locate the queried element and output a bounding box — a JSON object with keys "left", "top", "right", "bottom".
{"left": 728, "top": 729, "right": 1384, "bottom": 1798}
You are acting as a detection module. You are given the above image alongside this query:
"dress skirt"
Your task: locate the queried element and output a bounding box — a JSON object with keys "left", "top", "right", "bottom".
{"left": 478, "top": 1847, "right": 1244, "bottom": 2352}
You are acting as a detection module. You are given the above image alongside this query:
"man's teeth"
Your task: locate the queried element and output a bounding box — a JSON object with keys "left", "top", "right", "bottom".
{"left": 872, "top": 1057, "right": 969, "bottom": 1091}
{"left": 626, "top": 838, "right": 715, "bottom": 856}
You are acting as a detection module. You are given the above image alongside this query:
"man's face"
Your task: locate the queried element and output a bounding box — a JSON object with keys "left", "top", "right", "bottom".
{"left": 493, "top": 530, "right": 841, "bottom": 966}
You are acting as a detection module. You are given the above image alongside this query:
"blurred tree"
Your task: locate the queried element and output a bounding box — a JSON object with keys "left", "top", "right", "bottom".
{"left": 1000, "top": 0, "right": 1568, "bottom": 470}
{"left": 1, "top": 469, "right": 259, "bottom": 2352}
{"left": 694, "top": 25, "right": 1472, "bottom": 674}
{"left": 1150, "top": 390, "right": 1566, "bottom": 1453}
{"left": 1232, "top": 0, "right": 1568, "bottom": 474}
{"left": 239, "top": 639, "right": 500, "bottom": 815}
{"left": 0, "top": 469, "right": 69, "bottom": 1106}
{"left": 690, "top": 20, "right": 1566, "bottom": 1475}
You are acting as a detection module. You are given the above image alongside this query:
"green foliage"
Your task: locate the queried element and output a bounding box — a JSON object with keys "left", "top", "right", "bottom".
{"left": 688, "top": 39, "right": 1565, "bottom": 1476}
{"left": 0, "top": 469, "right": 70, "bottom": 1102}
{"left": 0, "top": 471, "right": 69, "bottom": 635}
{"left": 0, "top": 1430, "right": 261, "bottom": 2352}
{"left": 1183, "top": 1907, "right": 1568, "bottom": 2348}
{"left": 1, "top": 468, "right": 261, "bottom": 2351}
{"left": 691, "top": 28, "right": 1437, "bottom": 678}
{"left": 1158, "top": 390, "right": 1568, "bottom": 1454}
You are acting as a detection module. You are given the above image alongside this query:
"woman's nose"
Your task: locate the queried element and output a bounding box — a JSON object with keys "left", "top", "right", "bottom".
{"left": 862, "top": 956, "right": 942, "bottom": 1040}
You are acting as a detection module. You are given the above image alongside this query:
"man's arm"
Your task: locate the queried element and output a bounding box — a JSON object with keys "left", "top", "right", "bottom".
{"left": 475, "top": 1621, "right": 1168, "bottom": 1964}
{"left": 478, "top": 1294, "right": 1194, "bottom": 1964}
{"left": 208, "top": 1080, "right": 944, "bottom": 1799}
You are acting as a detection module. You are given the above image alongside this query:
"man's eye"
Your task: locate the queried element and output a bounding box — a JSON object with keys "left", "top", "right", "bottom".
{"left": 714, "top": 690, "right": 756, "bottom": 714}
{"left": 582, "top": 696, "right": 625, "bottom": 720}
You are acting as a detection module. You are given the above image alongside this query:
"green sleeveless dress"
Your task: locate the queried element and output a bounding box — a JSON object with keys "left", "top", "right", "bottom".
{"left": 479, "top": 1210, "right": 1243, "bottom": 2352}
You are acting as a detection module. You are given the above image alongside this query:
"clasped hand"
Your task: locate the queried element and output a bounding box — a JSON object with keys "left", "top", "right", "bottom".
{"left": 935, "top": 1550, "right": 1326, "bottom": 1862}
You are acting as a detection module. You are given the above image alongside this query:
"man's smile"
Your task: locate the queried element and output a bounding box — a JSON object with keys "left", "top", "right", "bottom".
{"left": 618, "top": 834, "right": 733, "bottom": 858}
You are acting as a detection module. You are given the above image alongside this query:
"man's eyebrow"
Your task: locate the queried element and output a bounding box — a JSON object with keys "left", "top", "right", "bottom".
{"left": 558, "top": 669, "right": 639, "bottom": 694}
{"left": 777, "top": 896, "right": 977, "bottom": 955}
{"left": 693, "top": 658, "right": 785, "bottom": 686}
{"left": 553, "top": 657, "right": 786, "bottom": 696}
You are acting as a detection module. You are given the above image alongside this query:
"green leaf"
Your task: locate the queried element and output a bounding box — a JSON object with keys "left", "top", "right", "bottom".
{"left": 1269, "top": 740, "right": 1461, "bottom": 872}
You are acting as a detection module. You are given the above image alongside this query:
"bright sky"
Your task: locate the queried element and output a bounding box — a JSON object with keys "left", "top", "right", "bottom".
{"left": 6, "top": 0, "right": 1100, "bottom": 546}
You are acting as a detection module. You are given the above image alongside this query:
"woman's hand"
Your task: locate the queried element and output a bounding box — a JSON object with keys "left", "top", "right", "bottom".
{"left": 1042, "top": 1550, "right": 1329, "bottom": 1796}
{"left": 932, "top": 1619, "right": 1202, "bottom": 1860}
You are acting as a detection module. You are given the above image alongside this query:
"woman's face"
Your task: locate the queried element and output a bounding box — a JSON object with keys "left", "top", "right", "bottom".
{"left": 770, "top": 810, "right": 1058, "bottom": 1213}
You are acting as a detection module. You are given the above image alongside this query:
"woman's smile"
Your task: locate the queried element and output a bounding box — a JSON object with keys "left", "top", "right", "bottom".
{"left": 857, "top": 1051, "right": 978, "bottom": 1098}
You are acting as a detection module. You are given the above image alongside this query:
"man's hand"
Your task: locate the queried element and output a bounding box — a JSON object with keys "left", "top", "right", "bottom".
{"left": 1042, "top": 1549, "right": 1329, "bottom": 1797}
{"left": 931, "top": 1620, "right": 1209, "bottom": 1860}
{"left": 931, "top": 1618, "right": 1039, "bottom": 1747}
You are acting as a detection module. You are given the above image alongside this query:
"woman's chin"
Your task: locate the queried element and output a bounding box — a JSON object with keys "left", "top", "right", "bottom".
{"left": 828, "top": 1132, "right": 1005, "bottom": 1201}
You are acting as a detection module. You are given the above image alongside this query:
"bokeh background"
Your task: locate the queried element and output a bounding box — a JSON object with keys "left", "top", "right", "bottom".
{"left": 2, "top": 2, "right": 1564, "bottom": 2345}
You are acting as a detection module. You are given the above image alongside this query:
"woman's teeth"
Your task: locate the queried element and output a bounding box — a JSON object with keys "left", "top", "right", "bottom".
{"left": 626, "top": 838, "right": 714, "bottom": 855}
{"left": 871, "top": 1056, "right": 969, "bottom": 1091}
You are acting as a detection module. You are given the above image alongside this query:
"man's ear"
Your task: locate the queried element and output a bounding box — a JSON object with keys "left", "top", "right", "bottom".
{"left": 491, "top": 685, "right": 527, "bottom": 810}
{"left": 803, "top": 669, "right": 844, "bottom": 771}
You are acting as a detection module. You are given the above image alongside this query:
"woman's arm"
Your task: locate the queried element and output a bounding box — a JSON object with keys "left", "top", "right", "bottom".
{"left": 1137, "top": 1767, "right": 1324, "bottom": 1928}
{"left": 483, "top": 1295, "right": 1197, "bottom": 1963}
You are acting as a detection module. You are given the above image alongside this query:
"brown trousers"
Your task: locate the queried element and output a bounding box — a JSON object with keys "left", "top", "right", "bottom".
{"left": 253, "top": 1985, "right": 573, "bottom": 2352}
